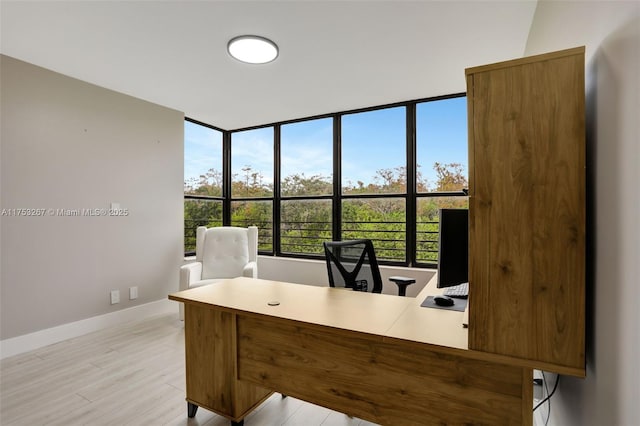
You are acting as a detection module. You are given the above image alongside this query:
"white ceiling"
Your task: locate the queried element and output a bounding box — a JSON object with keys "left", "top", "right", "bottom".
{"left": 1, "top": 1, "right": 538, "bottom": 130}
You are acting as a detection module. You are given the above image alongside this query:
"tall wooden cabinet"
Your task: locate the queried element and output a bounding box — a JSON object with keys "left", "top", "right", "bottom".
{"left": 466, "top": 47, "right": 586, "bottom": 377}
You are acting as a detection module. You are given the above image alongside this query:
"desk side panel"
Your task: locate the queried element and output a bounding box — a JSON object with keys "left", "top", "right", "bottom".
{"left": 185, "top": 306, "right": 232, "bottom": 414}
{"left": 184, "top": 305, "right": 271, "bottom": 420}
{"left": 237, "top": 315, "right": 530, "bottom": 425}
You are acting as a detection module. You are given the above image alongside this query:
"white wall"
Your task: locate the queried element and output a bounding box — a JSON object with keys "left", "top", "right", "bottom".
{"left": 258, "top": 255, "right": 435, "bottom": 298}
{"left": 525, "top": 2, "right": 639, "bottom": 425}
{"left": 0, "top": 55, "right": 184, "bottom": 340}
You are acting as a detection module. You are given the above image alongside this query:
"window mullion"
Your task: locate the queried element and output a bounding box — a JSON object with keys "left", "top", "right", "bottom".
{"left": 274, "top": 125, "right": 281, "bottom": 256}
{"left": 406, "top": 103, "right": 417, "bottom": 266}
{"left": 333, "top": 114, "right": 342, "bottom": 241}
{"left": 222, "top": 130, "right": 231, "bottom": 226}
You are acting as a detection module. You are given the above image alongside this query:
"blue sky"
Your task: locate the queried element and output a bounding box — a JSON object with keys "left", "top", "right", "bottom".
{"left": 342, "top": 106, "right": 406, "bottom": 186}
{"left": 281, "top": 118, "right": 333, "bottom": 181}
{"left": 183, "top": 120, "right": 222, "bottom": 187}
{"left": 184, "top": 96, "right": 467, "bottom": 189}
{"left": 416, "top": 96, "right": 468, "bottom": 187}
{"left": 231, "top": 127, "right": 274, "bottom": 185}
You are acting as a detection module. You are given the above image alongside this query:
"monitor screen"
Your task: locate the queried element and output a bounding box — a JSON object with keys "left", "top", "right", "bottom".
{"left": 436, "top": 208, "right": 469, "bottom": 288}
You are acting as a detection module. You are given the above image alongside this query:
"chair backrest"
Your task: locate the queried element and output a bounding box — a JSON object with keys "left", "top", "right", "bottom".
{"left": 196, "top": 226, "right": 258, "bottom": 280}
{"left": 323, "top": 239, "right": 382, "bottom": 293}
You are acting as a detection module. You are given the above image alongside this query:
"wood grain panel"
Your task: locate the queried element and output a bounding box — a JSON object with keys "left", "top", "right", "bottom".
{"left": 238, "top": 315, "right": 531, "bottom": 426}
{"left": 184, "top": 305, "right": 271, "bottom": 420}
{"left": 472, "top": 65, "right": 536, "bottom": 358}
{"left": 184, "top": 305, "right": 232, "bottom": 414}
{"left": 521, "top": 369, "right": 534, "bottom": 426}
{"left": 467, "top": 47, "right": 585, "bottom": 375}
{"left": 530, "top": 54, "right": 585, "bottom": 369}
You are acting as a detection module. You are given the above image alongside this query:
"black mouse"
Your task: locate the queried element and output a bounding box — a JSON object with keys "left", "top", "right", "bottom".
{"left": 433, "top": 295, "right": 455, "bottom": 307}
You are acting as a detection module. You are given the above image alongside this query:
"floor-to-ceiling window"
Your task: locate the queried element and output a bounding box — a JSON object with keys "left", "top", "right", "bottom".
{"left": 230, "top": 127, "right": 274, "bottom": 251}
{"left": 415, "top": 96, "right": 469, "bottom": 264}
{"left": 183, "top": 119, "right": 224, "bottom": 254}
{"left": 183, "top": 93, "right": 467, "bottom": 267}
{"left": 280, "top": 117, "right": 333, "bottom": 256}
{"left": 341, "top": 106, "right": 407, "bottom": 262}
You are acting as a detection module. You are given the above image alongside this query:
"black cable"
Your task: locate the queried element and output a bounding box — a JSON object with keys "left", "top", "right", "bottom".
{"left": 533, "top": 373, "right": 560, "bottom": 414}
{"left": 543, "top": 372, "right": 551, "bottom": 425}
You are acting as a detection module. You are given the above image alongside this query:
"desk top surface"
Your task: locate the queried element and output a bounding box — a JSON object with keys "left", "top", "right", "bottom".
{"left": 169, "top": 275, "right": 468, "bottom": 351}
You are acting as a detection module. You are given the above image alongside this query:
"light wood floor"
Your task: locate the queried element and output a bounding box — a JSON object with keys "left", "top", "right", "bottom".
{"left": 0, "top": 313, "right": 378, "bottom": 426}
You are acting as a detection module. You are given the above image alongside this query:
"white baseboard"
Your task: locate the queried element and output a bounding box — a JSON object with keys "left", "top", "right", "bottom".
{"left": 0, "top": 299, "right": 177, "bottom": 360}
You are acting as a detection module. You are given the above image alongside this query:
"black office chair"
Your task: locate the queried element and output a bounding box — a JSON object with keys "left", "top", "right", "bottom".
{"left": 323, "top": 239, "right": 415, "bottom": 296}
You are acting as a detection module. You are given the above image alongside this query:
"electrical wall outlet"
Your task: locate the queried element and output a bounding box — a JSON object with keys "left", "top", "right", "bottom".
{"left": 110, "top": 290, "right": 120, "bottom": 305}
{"left": 129, "top": 286, "right": 138, "bottom": 300}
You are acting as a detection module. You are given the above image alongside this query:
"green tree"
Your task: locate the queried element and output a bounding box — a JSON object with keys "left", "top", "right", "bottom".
{"left": 185, "top": 168, "right": 223, "bottom": 196}
{"left": 281, "top": 173, "right": 332, "bottom": 196}
{"left": 183, "top": 199, "right": 223, "bottom": 252}
{"left": 184, "top": 167, "right": 224, "bottom": 252}
{"left": 415, "top": 162, "right": 469, "bottom": 262}
{"left": 184, "top": 162, "right": 467, "bottom": 261}
{"left": 231, "top": 166, "right": 272, "bottom": 197}
{"left": 281, "top": 200, "right": 332, "bottom": 254}
{"left": 432, "top": 162, "right": 467, "bottom": 192}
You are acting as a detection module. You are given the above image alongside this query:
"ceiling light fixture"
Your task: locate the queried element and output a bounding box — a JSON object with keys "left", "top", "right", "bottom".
{"left": 227, "top": 35, "right": 279, "bottom": 64}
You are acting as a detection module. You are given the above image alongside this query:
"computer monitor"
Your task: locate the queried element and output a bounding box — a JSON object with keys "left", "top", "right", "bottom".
{"left": 436, "top": 208, "right": 469, "bottom": 288}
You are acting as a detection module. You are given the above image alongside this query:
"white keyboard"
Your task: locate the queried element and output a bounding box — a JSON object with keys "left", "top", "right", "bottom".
{"left": 443, "top": 282, "right": 469, "bottom": 299}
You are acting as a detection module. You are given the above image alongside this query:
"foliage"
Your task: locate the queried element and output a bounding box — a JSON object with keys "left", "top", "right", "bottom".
{"left": 185, "top": 169, "right": 223, "bottom": 197}
{"left": 231, "top": 200, "right": 273, "bottom": 251}
{"left": 184, "top": 163, "right": 468, "bottom": 261}
{"left": 281, "top": 173, "right": 332, "bottom": 196}
{"left": 432, "top": 162, "right": 467, "bottom": 192}
{"left": 184, "top": 199, "right": 223, "bottom": 252}
{"left": 281, "top": 200, "right": 332, "bottom": 254}
{"left": 232, "top": 166, "right": 273, "bottom": 197}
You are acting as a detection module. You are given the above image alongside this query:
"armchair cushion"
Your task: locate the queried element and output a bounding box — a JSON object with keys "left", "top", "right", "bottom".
{"left": 179, "top": 226, "right": 258, "bottom": 320}
{"left": 201, "top": 227, "right": 250, "bottom": 279}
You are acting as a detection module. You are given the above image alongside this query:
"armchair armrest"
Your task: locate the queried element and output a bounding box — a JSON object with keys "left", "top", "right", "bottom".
{"left": 179, "top": 262, "right": 203, "bottom": 291}
{"left": 242, "top": 261, "right": 258, "bottom": 279}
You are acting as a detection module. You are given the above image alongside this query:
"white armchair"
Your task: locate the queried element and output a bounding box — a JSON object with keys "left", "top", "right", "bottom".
{"left": 179, "top": 225, "right": 258, "bottom": 320}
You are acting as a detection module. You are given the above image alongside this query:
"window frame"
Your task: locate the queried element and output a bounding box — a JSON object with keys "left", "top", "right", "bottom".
{"left": 183, "top": 117, "right": 226, "bottom": 256}
{"left": 184, "top": 93, "right": 467, "bottom": 267}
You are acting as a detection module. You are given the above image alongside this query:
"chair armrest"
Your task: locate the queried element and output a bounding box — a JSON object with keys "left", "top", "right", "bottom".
{"left": 179, "top": 262, "right": 203, "bottom": 291}
{"left": 388, "top": 276, "right": 416, "bottom": 285}
{"left": 242, "top": 261, "right": 258, "bottom": 279}
{"left": 388, "top": 276, "right": 416, "bottom": 297}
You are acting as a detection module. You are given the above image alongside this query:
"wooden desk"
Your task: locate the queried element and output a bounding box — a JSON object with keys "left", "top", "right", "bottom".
{"left": 169, "top": 277, "right": 532, "bottom": 425}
